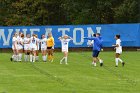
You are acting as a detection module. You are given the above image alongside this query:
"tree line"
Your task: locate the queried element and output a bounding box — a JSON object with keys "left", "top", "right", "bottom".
{"left": 0, "top": 0, "right": 139, "bottom": 26}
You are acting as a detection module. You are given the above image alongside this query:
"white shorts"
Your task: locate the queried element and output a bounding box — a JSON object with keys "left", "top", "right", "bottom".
{"left": 116, "top": 49, "right": 122, "bottom": 54}
{"left": 24, "top": 44, "right": 30, "bottom": 50}
{"left": 62, "top": 48, "right": 68, "bottom": 52}
{"left": 18, "top": 45, "right": 23, "bottom": 50}
{"left": 30, "top": 44, "right": 37, "bottom": 51}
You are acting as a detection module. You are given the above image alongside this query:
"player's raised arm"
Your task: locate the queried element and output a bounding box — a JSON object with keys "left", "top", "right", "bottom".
{"left": 83, "top": 37, "right": 96, "bottom": 40}
{"left": 58, "top": 37, "right": 63, "bottom": 40}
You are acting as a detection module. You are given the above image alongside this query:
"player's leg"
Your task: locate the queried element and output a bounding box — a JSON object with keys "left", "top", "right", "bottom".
{"left": 97, "top": 57, "right": 103, "bottom": 67}
{"left": 32, "top": 49, "right": 36, "bottom": 62}
{"left": 24, "top": 49, "right": 28, "bottom": 62}
{"left": 117, "top": 54, "right": 125, "bottom": 67}
{"left": 115, "top": 53, "right": 120, "bottom": 67}
{"left": 35, "top": 50, "right": 39, "bottom": 61}
{"left": 30, "top": 49, "right": 33, "bottom": 62}
{"left": 64, "top": 51, "right": 68, "bottom": 64}
{"left": 19, "top": 49, "right": 23, "bottom": 62}
{"left": 47, "top": 49, "right": 51, "bottom": 61}
{"left": 50, "top": 48, "right": 54, "bottom": 62}
{"left": 92, "top": 50, "right": 98, "bottom": 66}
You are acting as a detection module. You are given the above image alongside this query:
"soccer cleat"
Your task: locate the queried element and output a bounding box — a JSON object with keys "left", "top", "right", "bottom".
{"left": 122, "top": 62, "right": 125, "bottom": 67}
{"left": 10, "top": 58, "right": 13, "bottom": 62}
{"left": 100, "top": 63, "right": 103, "bottom": 67}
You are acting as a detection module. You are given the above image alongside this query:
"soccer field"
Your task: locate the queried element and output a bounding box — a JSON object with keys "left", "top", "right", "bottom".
{"left": 0, "top": 51, "right": 139, "bottom": 93}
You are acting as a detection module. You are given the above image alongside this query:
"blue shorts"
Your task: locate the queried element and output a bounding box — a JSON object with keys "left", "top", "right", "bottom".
{"left": 92, "top": 50, "right": 100, "bottom": 57}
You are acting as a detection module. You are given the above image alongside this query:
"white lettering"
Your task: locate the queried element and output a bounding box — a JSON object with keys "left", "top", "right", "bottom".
{"left": 73, "top": 28, "right": 84, "bottom": 45}
{"left": 58, "top": 28, "right": 70, "bottom": 36}
{"left": 0, "top": 29, "right": 13, "bottom": 46}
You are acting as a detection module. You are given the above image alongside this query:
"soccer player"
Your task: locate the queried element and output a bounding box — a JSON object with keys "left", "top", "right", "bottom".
{"left": 35, "top": 34, "right": 40, "bottom": 61}
{"left": 11, "top": 32, "right": 18, "bottom": 62}
{"left": 40, "top": 34, "right": 47, "bottom": 62}
{"left": 47, "top": 33, "right": 54, "bottom": 62}
{"left": 17, "top": 32, "right": 24, "bottom": 62}
{"left": 24, "top": 34, "right": 31, "bottom": 62}
{"left": 112, "top": 35, "right": 125, "bottom": 67}
{"left": 84, "top": 33, "right": 103, "bottom": 67}
{"left": 30, "top": 34, "right": 38, "bottom": 62}
{"left": 58, "top": 35, "right": 73, "bottom": 64}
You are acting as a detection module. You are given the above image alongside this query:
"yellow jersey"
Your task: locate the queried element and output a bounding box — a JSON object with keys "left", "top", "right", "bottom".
{"left": 47, "top": 36, "right": 54, "bottom": 47}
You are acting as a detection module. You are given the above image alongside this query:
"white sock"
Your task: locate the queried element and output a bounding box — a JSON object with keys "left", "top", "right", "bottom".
{"left": 99, "top": 59, "right": 103, "bottom": 63}
{"left": 33, "top": 56, "right": 35, "bottom": 62}
{"left": 16, "top": 55, "right": 18, "bottom": 61}
{"left": 27, "top": 55, "right": 29, "bottom": 61}
{"left": 13, "top": 55, "right": 16, "bottom": 61}
{"left": 115, "top": 58, "right": 119, "bottom": 66}
{"left": 118, "top": 58, "right": 123, "bottom": 63}
{"left": 30, "top": 55, "right": 32, "bottom": 62}
{"left": 12, "top": 55, "right": 14, "bottom": 58}
{"left": 24, "top": 55, "right": 27, "bottom": 62}
{"left": 94, "top": 62, "right": 96, "bottom": 66}
{"left": 65, "top": 57, "right": 67, "bottom": 64}
{"left": 60, "top": 57, "right": 65, "bottom": 62}
{"left": 42, "top": 56, "right": 46, "bottom": 61}
{"left": 19, "top": 53, "right": 22, "bottom": 61}
{"left": 36, "top": 56, "right": 39, "bottom": 61}
{"left": 44, "top": 56, "right": 46, "bottom": 61}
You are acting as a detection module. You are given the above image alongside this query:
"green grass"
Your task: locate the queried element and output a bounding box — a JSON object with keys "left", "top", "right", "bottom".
{"left": 0, "top": 51, "right": 140, "bottom": 93}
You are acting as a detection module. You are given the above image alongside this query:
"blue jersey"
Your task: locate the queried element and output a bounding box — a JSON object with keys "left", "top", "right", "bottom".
{"left": 84, "top": 36, "right": 103, "bottom": 51}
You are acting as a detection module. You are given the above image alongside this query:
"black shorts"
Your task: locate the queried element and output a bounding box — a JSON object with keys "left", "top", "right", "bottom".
{"left": 92, "top": 50, "right": 100, "bottom": 57}
{"left": 47, "top": 47, "right": 52, "bottom": 49}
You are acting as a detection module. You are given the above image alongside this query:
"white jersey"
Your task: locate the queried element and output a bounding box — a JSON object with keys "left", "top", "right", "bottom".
{"left": 24, "top": 37, "right": 30, "bottom": 50}
{"left": 17, "top": 37, "right": 23, "bottom": 50}
{"left": 12, "top": 37, "right": 18, "bottom": 50}
{"left": 40, "top": 38, "right": 47, "bottom": 50}
{"left": 30, "top": 37, "right": 38, "bottom": 50}
{"left": 116, "top": 39, "right": 122, "bottom": 54}
{"left": 60, "top": 39, "right": 71, "bottom": 52}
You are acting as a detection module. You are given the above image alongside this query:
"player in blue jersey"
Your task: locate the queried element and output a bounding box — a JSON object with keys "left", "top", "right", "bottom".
{"left": 84, "top": 33, "right": 103, "bottom": 67}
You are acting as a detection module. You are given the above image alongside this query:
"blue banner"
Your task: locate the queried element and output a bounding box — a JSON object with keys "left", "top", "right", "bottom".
{"left": 0, "top": 24, "right": 140, "bottom": 48}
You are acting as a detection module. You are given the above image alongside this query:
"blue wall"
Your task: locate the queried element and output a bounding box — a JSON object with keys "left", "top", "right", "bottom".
{"left": 0, "top": 24, "right": 140, "bottom": 48}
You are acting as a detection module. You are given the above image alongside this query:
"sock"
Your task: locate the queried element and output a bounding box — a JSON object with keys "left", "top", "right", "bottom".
{"left": 94, "top": 62, "right": 96, "bottom": 66}
{"left": 24, "top": 55, "right": 27, "bottom": 61}
{"left": 33, "top": 56, "right": 35, "bottom": 62}
{"left": 42, "top": 56, "right": 46, "bottom": 61}
{"left": 115, "top": 58, "right": 119, "bottom": 66}
{"left": 36, "top": 56, "right": 39, "bottom": 61}
{"left": 60, "top": 57, "right": 65, "bottom": 62}
{"left": 64, "top": 57, "right": 67, "bottom": 64}
{"left": 13, "top": 55, "right": 16, "bottom": 61}
{"left": 16, "top": 55, "right": 18, "bottom": 61}
{"left": 27, "top": 55, "right": 29, "bottom": 61}
{"left": 99, "top": 59, "right": 103, "bottom": 63}
{"left": 19, "top": 53, "right": 22, "bottom": 61}
{"left": 48, "top": 55, "right": 51, "bottom": 61}
{"left": 12, "top": 55, "right": 14, "bottom": 58}
{"left": 118, "top": 58, "right": 123, "bottom": 63}
{"left": 30, "top": 55, "right": 32, "bottom": 62}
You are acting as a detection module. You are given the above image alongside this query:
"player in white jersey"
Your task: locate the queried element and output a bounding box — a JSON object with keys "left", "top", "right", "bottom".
{"left": 58, "top": 35, "right": 73, "bottom": 64}
{"left": 40, "top": 34, "right": 47, "bottom": 62}
{"left": 35, "top": 35, "right": 40, "bottom": 61}
{"left": 17, "top": 32, "right": 24, "bottom": 62}
{"left": 11, "top": 33, "right": 18, "bottom": 61}
{"left": 112, "top": 35, "right": 125, "bottom": 67}
{"left": 30, "top": 34, "right": 38, "bottom": 62}
{"left": 24, "top": 34, "right": 31, "bottom": 62}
